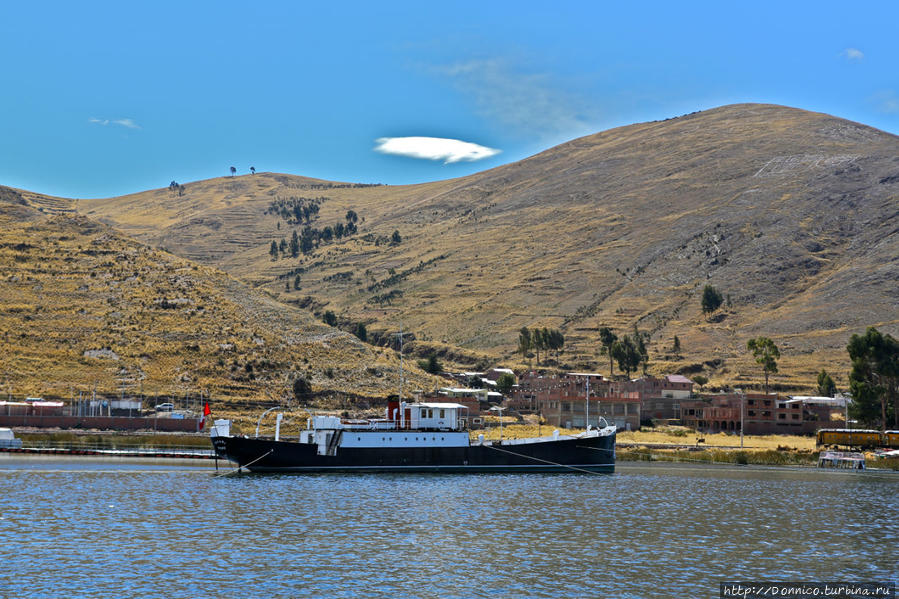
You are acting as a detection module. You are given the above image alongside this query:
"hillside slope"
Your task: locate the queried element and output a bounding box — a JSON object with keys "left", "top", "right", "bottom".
{"left": 60, "top": 104, "right": 899, "bottom": 389}
{"left": 0, "top": 195, "right": 440, "bottom": 403}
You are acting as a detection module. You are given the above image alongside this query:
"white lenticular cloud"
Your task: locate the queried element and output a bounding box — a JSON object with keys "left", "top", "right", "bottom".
{"left": 374, "top": 136, "right": 500, "bottom": 163}
{"left": 844, "top": 48, "right": 864, "bottom": 60}
{"left": 88, "top": 116, "right": 141, "bottom": 129}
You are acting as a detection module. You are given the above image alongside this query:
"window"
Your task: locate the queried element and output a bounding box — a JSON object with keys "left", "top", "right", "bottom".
{"left": 748, "top": 410, "right": 756, "bottom": 417}
{"left": 778, "top": 414, "right": 785, "bottom": 420}
{"left": 439, "top": 409, "right": 445, "bottom": 418}
{"left": 792, "top": 414, "right": 799, "bottom": 420}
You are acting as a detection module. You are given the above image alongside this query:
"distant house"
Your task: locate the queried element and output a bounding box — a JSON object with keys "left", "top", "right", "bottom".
{"left": 680, "top": 393, "right": 845, "bottom": 434}
{"left": 662, "top": 375, "right": 693, "bottom": 398}
{"left": 484, "top": 367, "right": 515, "bottom": 382}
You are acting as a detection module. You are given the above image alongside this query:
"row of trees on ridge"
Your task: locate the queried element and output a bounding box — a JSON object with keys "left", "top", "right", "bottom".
{"left": 517, "top": 327, "right": 565, "bottom": 365}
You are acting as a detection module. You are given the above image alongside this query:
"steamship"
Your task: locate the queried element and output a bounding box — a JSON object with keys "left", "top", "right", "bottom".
{"left": 210, "top": 399, "right": 616, "bottom": 473}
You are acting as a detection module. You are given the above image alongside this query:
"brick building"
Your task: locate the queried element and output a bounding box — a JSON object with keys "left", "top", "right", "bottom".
{"left": 511, "top": 372, "right": 640, "bottom": 430}
{"left": 609, "top": 375, "right": 695, "bottom": 422}
{"left": 681, "top": 393, "right": 845, "bottom": 435}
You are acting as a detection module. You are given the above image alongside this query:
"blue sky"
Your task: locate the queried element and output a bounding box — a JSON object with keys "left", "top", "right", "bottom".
{"left": 1, "top": 1, "right": 898, "bottom": 198}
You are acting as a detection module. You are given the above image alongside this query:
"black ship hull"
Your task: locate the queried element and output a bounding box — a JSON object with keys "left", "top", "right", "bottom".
{"left": 212, "top": 432, "right": 615, "bottom": 473}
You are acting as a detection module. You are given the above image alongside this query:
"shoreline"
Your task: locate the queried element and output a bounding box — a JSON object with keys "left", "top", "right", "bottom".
{"left": 5, "top": 428, "right": 898, "bottom": 471}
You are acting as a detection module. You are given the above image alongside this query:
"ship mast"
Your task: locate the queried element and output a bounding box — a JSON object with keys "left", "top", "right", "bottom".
{"left": 394, "top": 326, "right": 405, "bottom": 402}
{"left": 586, "top": 374, "right": 590, "bottom": 429}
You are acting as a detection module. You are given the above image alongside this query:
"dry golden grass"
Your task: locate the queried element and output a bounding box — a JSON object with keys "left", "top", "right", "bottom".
{"left": 468, "top": 421, "right": 817, "bottom": 450}
{"left": 0, "top": 203, "right": 443, "bottom": 406}
{"left": 616, "top": 428, "right": 817, "bottom": 451}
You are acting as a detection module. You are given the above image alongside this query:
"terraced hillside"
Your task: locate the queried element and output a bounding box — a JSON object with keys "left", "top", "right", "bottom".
{"left": 40, "top": 104, "right": 899, "bottom": 390}
{"left": 0, "top": 196, "right": 442, "bottom": 403}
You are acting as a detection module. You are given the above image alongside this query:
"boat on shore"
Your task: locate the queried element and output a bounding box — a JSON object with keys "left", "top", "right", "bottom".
{"left": 817, "top": 450, "right": 866, "bottom": 470}
{"left": 210, "top": 399, "right": 616, "bottom": 473}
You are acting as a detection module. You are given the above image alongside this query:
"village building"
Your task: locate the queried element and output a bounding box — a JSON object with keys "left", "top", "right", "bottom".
{"left": 607, "top": 374, "right": 695, "bottom": 422}
{"left": 484, "top": 367, "right": 515, "bottom": 382}
{"left": 511, "top": 372, "right": 640, "bottom": 430}
{"left": 680, "top": 393, "right": 845, "bottom": 435}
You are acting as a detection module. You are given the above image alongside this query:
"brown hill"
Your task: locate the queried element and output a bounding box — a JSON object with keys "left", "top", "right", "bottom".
{"left": 29, "top": 104, "right": 899, "bottom": 391}
{"left": 0, "top": 196, "right": 441, "bottom": 403}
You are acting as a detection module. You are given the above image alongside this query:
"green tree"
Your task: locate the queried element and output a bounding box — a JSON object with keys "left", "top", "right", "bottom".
{"left": 747, "top": 336, "right": 780, "bottom": 394}
{"left": 692, "top": 374, "right": 708, "bottom": 392}
{"left": 532, "top": 328, "right": 547, "bottom": 365}
{"left": 292, "top": 376, "right": 312, "bottom": 402}
{"left": 599, "top": 327, "right": 618, "bottom": 377}
{"left": 531, "top": 327, "right": 549, "bottom": 366}
{"left": 354, "top": 322, "right": 367, "bottom": 342}
{"left": 417, "top": 354, "right": 443, "bottom": 374}
{"left": 545, "top": 329, "right": 565, "bottom": 354}
{"left": 633, "top": 324, "right": 650, "bottom": 375}
{"left": 285, "top": 279, "right": 290, "bottom": 292}
{"left": 300, "top": 228, "right": 315, "bottom": 254}
{"left": 269, "top": 240, "right": 278, "bottom": 260}
{"left": 847, "top": 327, "right": 899, "bottom": 430}
{"left": 518, "top": 327, "right": 532, "bottom": 362}
{"left": 701, "top": 284, "right": 724, "bottom": 316}
{"left": 323, "top": 310, "right": 337, "bottom": 326}
{"left": 672, "top": 335, "right": 681, "bottom": 355}
{"left": 611, "top": 335, "right": 642, "bottom": 378}
{"left": 391, "top": 230, "right": 402, "bottom": 244}
{"left": 229, "top": 166, "right": 236, "bottom": 177}
{"left": 289, "top": 230, "right": 300, "bottom": 258}
{"left": 817, "top": 369, "right": 836, "bottom": 398}
{"left": 293, "top": 274, "right": 301, "bottom": 290}
{"left": 496, "top": 372, "right": 516, "bottom": 395}
{"left": 250, "top": 166, "right": 256, "bottom": 175}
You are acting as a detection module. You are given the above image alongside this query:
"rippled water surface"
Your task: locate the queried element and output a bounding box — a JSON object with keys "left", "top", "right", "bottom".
{"left": 1, "top": 458, "right": 896, "bottom": 598}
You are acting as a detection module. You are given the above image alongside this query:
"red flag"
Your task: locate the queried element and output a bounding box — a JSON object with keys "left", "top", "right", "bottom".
{"left": 200, "top": 401, "right": 211, "bottom": 429}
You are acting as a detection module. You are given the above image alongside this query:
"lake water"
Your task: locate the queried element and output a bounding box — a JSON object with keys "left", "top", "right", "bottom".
{"left": 1, "top": 457, "right": 896, "bottom": 598}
